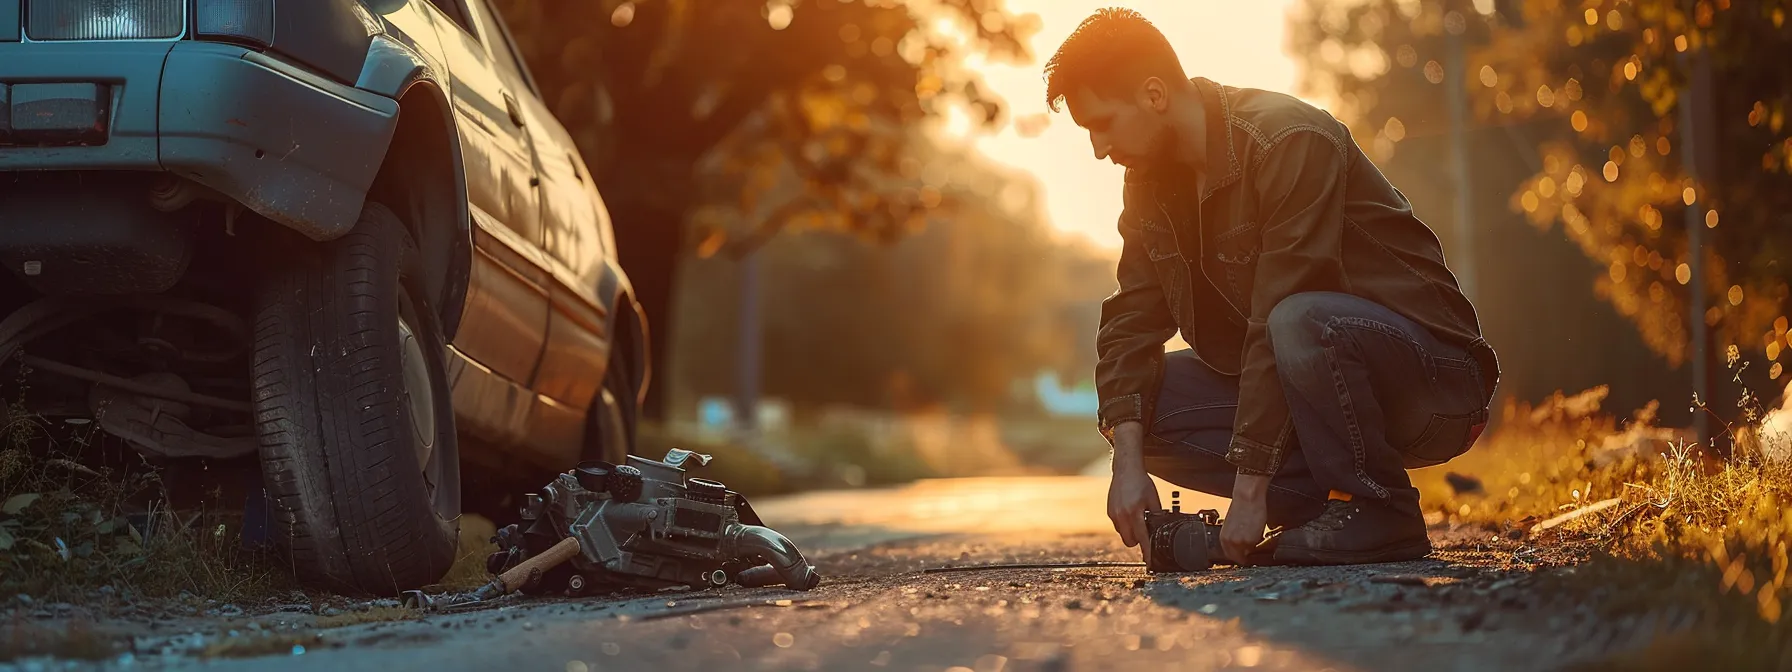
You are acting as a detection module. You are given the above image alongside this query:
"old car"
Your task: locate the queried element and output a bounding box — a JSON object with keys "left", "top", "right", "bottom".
{"left": 0, "top": 0, "right": 649, "bottom": 595}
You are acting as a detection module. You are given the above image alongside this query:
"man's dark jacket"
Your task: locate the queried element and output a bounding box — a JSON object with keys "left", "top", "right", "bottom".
{"left": 1095, "top": 77, "right": 1500, "bottom": 475}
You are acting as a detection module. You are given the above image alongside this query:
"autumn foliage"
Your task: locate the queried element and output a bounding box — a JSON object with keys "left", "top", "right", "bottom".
{"left": 1292, "top": 0, "right": 1792, "bottom": 381}
{"left": 491, "top": 0, "right": 1037, "bottom": 416}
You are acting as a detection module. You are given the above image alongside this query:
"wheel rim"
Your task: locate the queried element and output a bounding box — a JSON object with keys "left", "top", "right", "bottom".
{"left": 397, "top": 306, "right": 449, "bottom": 518}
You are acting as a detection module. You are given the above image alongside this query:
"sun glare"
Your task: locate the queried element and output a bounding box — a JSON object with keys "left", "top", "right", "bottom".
{"left": 963, "top": 1, "right": 1310, "bottom": 250}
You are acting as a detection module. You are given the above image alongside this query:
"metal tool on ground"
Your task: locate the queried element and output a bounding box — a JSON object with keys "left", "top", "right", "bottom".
{"left": 485, "top": 448, "right": 822, "bottom": 597}
{"left": 400, "top": 536, "right": 584, "bottom": 611}
{"left": 1143, "top": 491, "right": 1232, "bottom": 573}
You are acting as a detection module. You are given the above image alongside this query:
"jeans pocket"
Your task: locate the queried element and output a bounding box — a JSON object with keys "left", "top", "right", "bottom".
{"left": 1398, "top": 408, "right": 1488, "bottom": 469}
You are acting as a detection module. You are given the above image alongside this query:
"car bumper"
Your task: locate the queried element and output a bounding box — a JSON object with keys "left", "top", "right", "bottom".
{"left": 0, "top": 41, "right": 400, "bottom": 241}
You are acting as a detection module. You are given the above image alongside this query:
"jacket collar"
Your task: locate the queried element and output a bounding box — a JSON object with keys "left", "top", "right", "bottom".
{"left": 1193, "top": 77, "right": 1242, "bottom": 204}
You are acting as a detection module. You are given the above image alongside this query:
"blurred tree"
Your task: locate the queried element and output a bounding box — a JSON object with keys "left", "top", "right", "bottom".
{"left": 492, "top": 0, "right": 1036, "bottom": 419}
{"left": 1290, "top": 0, "right": 1792, "bottom": 397}
{"left": 670, "top": 145, "right": 1113, "bottom": 416}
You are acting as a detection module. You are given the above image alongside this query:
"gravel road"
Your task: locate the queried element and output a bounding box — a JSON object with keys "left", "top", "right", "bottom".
{"left": 6, "top": 476, "right": 1681, "bottom": 671}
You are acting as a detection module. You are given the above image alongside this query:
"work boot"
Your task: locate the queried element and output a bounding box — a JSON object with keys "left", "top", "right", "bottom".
{"left": 1272, "top": 492, "right": 1430, "bottom": 565}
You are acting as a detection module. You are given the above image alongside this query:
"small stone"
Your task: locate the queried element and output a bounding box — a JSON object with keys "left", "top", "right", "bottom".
{"left": 523, "top": 622, "right": 534, "bottom": 631}
{"left": 1064, "top": 600, "right": 1083, "bottom": 610}
{"left": 321, "top": 607, "right": 341, "bottom": 617}
{"left": 1461, "top": 611, "right": 1487, "bottom": 632}
{"left": 14, "top": 594, "right": 31, "bottom": 604}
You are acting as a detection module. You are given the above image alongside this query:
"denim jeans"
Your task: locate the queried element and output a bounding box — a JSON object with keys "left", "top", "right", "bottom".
{"left": 1142, "top": 292, "right": 1491, "bottom": 528}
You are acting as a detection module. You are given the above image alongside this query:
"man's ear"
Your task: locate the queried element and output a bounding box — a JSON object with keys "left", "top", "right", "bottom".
{"left": 1140, "top": 77, "right": 1169, "bottom": 113}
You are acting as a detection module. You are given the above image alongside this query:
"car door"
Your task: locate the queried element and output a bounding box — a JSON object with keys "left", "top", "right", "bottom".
{"left": 466, "top": 0, "right": 612, "bottom": 465}
{"left": 518, "top": 93, "right": 610, "bottom": 424}
{"left": 424, "top": 0, "right": 548, "bottom": 392}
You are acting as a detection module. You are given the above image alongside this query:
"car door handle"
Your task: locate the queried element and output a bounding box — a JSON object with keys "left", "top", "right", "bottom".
{"left": 503, "top": 92, "right": 525, "bottom": 128}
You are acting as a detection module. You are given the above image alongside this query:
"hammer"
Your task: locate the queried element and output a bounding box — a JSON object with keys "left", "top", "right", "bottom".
{"left": 402, "top": 537, "right": 583, "bottom": 611}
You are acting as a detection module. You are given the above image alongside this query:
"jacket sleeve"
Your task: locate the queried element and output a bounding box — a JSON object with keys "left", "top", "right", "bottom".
{"left": 1094, "top": 217, "right": 1178, "bottom": 443}
{"left": 1224, "top": 130, "right": 1352, "bottom": 475}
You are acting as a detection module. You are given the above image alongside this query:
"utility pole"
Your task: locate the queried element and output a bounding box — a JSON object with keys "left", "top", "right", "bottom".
{"left": 734, "top": 247, "right": 763, "bottom": 440}
{"left": 1444, "top": 5, "right": 1479, "bottom": 304}
{"left": 1678, "top": 24, "right": 1717, "bottom": 446}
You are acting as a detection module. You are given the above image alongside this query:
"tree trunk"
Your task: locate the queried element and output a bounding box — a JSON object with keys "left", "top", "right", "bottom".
{"left": 606, "top": 193, "right": 688, "bottom": 422}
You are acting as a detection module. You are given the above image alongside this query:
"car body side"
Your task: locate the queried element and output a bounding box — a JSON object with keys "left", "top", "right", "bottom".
{"left": 0, "top": 0, "right": 647, "bottom": 475}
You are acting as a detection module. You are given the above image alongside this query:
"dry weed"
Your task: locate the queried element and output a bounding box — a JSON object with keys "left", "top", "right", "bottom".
{"left": 1417, "top": 357, "right": 1792, "bottom": 667}
{"left": 0, "top": 400, "right": 285, "bottom": 602}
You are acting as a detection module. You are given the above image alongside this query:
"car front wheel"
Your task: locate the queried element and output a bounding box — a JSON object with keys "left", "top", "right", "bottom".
{"left": 252, "top": 201, "right": 460, "bottom": 595}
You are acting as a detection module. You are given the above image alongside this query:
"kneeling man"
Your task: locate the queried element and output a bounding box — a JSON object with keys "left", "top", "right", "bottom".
{"left": 1046, "top": 9, "right": 1501, "bottom": 566}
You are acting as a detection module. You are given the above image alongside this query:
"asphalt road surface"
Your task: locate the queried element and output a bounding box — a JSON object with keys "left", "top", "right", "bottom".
{"left": 41, "top": 476, "right": 1680, "bottom": 671}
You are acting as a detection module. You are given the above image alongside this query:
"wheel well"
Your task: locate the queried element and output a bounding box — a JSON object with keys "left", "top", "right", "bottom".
{"left": 616, "top": 292, "right": 651, "bottom": 405}
{"left": 367, "top": 82, "right": 470, "bottom": 339}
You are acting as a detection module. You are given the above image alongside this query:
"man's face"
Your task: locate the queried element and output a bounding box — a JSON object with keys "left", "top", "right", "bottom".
{"left": 1065, "top": 82, "right": 1172, "bottom": 169}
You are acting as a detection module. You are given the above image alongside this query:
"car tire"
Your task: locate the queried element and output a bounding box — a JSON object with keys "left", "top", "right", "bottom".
{"left": 252, "top": 201, "right": 460, "bottom": 595}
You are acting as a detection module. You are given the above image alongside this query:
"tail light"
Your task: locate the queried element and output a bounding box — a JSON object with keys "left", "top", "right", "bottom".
{"left": 196, "top": 0, "right": 274, "bottom": 48}
{"left": 24, "top": 0, "right": 184, "bottom": 41}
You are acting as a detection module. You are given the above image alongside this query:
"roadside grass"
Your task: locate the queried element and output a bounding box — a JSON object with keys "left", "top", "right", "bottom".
{"left": 0, "top": 401, "right": 286, "bottom": 604}
{"left": 1414, "top": 358, "right": 1792, "bottom": 668}
{"left": 436, "top": 514, "right": 498, "bottom": 592}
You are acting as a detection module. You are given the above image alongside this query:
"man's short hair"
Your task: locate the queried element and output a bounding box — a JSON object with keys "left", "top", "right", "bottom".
{"left": 1043, "top": 8, "right": 1187, "bottom": 113}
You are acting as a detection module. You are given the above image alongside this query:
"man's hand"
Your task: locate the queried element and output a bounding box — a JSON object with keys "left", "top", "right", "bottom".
{"left": 1220, "top": 473, "right": 1272, "bottom": 565}
{"left": 1106, "top": 422, "right": 1160, "bottom": 552}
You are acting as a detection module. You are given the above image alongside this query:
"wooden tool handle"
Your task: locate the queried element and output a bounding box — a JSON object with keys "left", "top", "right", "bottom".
{"left": 498, "top": 536, "right": 581, "bottom": 593}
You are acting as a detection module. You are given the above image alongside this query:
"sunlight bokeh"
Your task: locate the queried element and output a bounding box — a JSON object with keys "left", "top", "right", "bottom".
{"left": 964, "top": 0, "right": 1314, "bottom": 250}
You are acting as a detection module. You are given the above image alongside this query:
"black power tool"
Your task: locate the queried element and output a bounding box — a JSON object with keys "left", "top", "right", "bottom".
{"left": 1142, "top": 491, "right": 1228, "bottom": 573}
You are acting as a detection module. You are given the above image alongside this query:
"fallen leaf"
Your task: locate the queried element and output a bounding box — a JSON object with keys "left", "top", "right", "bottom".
{"left": 3, "top": 493, "right": 40, "bottom": 515}
{"left": 1444, "top": 472, "right": 1485, "bottom": 496}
